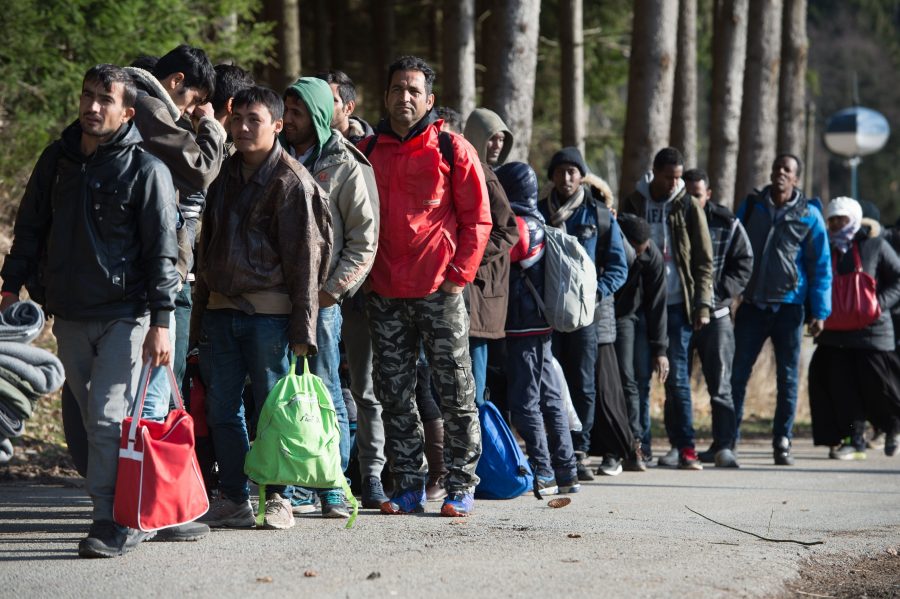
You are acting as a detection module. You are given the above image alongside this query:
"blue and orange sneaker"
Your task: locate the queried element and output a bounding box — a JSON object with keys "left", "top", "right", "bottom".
{"left": 380, "top": 487, "right": 426, "bottom": 515}
{"left": 440, "top": 491, "right": 474, "bottom": 517}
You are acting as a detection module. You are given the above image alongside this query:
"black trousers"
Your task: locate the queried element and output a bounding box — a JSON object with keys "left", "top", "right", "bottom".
{"left": 588, "top": 343, "right": 636, "bottom": 459}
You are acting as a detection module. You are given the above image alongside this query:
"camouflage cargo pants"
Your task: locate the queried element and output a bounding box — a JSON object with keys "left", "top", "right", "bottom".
{"left": 367, "top": 289, "right": 481, "bottom": 492}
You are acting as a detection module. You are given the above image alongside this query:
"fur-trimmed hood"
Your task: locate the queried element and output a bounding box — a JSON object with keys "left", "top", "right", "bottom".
{"left": 539, "top": 172, "right": 614, "bottom": 209}
{"left": 125, "top": 67, "right": 182, "bottom": 121}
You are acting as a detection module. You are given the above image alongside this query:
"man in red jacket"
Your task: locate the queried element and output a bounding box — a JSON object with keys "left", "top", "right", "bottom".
{"left": 360, "top": 56, "right": 491, "bottom": 517}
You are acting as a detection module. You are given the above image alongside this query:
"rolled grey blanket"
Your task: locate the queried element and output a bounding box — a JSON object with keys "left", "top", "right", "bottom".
{"left": 0, "top": 342, "right": 65, "bottom": 402}
{"left": 0, "top": 401, "right": 24, "bottom": 438}
{"left": 0, "top": 300, "right": 45, "bottom": 344}
{"left": 0, "top": 437, "right": 12, "bottom": 464}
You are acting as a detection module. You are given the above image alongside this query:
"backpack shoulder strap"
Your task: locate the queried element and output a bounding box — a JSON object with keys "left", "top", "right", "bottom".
{"left": 362, "top": 133, "right": 379, "bottom": 158}
{"left": 438, "top": 131, "right": 455, "bottom": 177}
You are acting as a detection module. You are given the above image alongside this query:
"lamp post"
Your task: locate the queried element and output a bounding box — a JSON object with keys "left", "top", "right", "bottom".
{"left": 823, "top": 106, "right": 890, "bottom": 200}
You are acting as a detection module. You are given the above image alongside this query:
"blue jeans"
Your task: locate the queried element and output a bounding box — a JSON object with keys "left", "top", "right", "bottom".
{"left": 663, "top": 304, "right": 695, "bottom": 450}
{"left": 308, "top": 304, "right": 350, "bottom": 472}
{"left": 552, "top": 323, "right": 598, "bottom": 455}
{"left": 731, "top": 303, "right": 804, "bottom": 440}
{"left": 469, "top": 337, "right": 488, "bottom": 407}
{"left": 173, "top": 283, "right": 192, "bottom": 388}
{"left": 199, "top": 310, "right": 290, "bottom": 503}
{"left": 141, "top": 311, "right": 177, "bottom": 420}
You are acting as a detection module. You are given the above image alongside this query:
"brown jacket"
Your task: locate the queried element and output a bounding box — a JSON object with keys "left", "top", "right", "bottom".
{"left": 469, "top": 165, "right": 519, "bottom": 338}
{"left": 192, "top": 144, "right": 333, "bottom": 350}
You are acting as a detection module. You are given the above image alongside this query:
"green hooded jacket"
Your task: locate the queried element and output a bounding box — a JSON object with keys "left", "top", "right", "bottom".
{"left": 282, "top": 77, "right": 334, "bottom": 168}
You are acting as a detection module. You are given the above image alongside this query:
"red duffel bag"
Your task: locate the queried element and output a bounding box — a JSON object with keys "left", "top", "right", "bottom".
{"left": 113, "top": 362, "right": 209, "bottom": 531}
{"left": 824, "top": 241, "right": 882, "bottom": 332}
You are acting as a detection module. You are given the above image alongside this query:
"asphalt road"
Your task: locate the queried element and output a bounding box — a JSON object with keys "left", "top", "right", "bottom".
{"left": 0, "top": 438, "right": 898, "bottom": 598}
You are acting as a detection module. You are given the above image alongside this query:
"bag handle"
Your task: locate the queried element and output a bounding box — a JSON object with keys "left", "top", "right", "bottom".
{"left": 852, "top": 240, "right": 863, "bottom": 272}
{"left": 126, "top": 360, "right": 186, "bottom": 449}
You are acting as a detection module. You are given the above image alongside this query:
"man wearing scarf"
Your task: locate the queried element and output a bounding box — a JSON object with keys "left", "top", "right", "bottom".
{"left": 732, "top": 154, "right": 832, "bottom": 465}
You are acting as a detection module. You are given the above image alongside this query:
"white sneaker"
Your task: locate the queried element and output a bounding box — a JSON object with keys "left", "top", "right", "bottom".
{"left": 261, "top": 493, "right": 295, "bottom": 530}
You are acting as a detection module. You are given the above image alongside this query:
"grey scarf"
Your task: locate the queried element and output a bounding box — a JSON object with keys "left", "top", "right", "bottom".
{"left": 547, "top": 186, "right": 585, "bottom": 227}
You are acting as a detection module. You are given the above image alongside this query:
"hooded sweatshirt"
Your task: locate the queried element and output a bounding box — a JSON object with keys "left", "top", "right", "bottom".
{"left": 463, "top": 108, "right": 514, "bottom": 166}
{"left": 635, "top": 171, "right": 687, "bottom": 305}
{"left": 283, "top": 77, "right": 335, "bottom": 170}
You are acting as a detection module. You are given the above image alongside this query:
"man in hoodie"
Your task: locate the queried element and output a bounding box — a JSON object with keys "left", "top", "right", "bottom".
{"left": 0, "top": 64, "right": 178, "bottom": 558}
{"left": 360, "top": 56, "right": 491, "bottom": 517}
{"left": 192, "top": 86, "right": 332, "bottom": 530}
{"left": 539, "top": 147, "right": 629, "bottom": 480}
{"left": 281, "top": 76, "right": 380, "bottom": 517}
{"left": 619, "top": 147, "right": 714, "bottom": 470}
{"left": 683, "top": 168, "right": 753, "bottom": 468}
{"left": 732, "top": 155, "right": 831, "bottom": 465}
{"left": 315, "top": 70, "right": 374, "bottom": 145}
{"left": 464, "top": 107, "right": 513, "bottom": 169}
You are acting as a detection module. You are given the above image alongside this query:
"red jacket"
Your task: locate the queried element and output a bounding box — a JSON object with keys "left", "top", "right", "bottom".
{"left": 360, "top": 118, "right": 491, "bottom": 298}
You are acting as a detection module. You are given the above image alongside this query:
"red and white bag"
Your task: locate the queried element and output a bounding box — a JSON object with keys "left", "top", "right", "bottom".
{"left": 113, "top": 362, "right": 209, "bottom": 531}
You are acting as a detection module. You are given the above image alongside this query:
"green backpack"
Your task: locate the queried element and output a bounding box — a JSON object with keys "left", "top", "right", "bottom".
{"left": 244, "top": 355, "right": 358, "bottom": 528}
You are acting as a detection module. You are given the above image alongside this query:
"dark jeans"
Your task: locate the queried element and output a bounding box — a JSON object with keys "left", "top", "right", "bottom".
{"left": 614, "top": 314, "right": 653, "bottom": 447}
{"left": 731, "top": 303, "right": 804, "bottom": 441}
{"left": 552, "top": 323, "right": 598, "bottom": 455}
{"left": 664, "top": 304, "right": 695, "bottom": 450}
{"left": 199, "top": 310, "right": 289, "bottom": 503}
{"left": 506, "top": 334, "right": 577, "bottom": 481}
{"left": 173, "top": 283, "right": 192, "bottom": 388}
{"left": 692, "top": 314, "right": 738, "bottom": 449}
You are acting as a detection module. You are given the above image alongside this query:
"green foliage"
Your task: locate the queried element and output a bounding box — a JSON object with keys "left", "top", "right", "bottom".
{"left": 0, "top": 0, "right": 274, "bottom": 219}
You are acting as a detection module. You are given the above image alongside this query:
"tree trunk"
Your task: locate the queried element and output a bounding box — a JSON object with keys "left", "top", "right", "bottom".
{"left": 370, "top": 0, "right": 395, "bottom": 111}
{"left": 777, "top": 0, "right": 808, "bottom": 158}
{"left": 442, "top": 0, "right": 476, "bottom": 120}
{"left": 620, "top": 0, "right": 679, "bottom": 196}
{"left": 482, "top": 0, "right": 541, "bottom": 163}
{"left": 734, "top": 0, "right": 782, "bottom": 202}
{"left": 330, "top": 0, "right": 347, "bottom": 69}
{"left": 560, "top": 0, "right": 585, "bottom": 155}
{"left": 313, "top": 0, "right": 331, "bottom": 72}
{"left": 263, "top": 0, "right": 301, "bottom": 91}
{"left": 671, "top": 0, "right": 698, "bottom": 168}
{"left": 708, "top": 0, "right": 749, "bottom": 207}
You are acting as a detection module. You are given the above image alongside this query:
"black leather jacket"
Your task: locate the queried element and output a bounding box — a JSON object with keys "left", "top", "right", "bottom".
{"left": 1, "top": 120, "right": 179, "bottom": 326}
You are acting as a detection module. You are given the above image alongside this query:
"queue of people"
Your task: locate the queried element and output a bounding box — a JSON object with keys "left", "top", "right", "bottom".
{"left": 1, "top": 46, "right": 898, "bottom": 561}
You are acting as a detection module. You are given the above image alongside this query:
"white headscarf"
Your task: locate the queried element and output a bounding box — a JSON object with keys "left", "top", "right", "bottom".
{"left": 825, "top": 196, "right": 863, "bottom": 253}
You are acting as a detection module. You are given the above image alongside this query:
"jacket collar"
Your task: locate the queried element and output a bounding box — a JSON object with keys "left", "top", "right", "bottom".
{"left": 228, "top": 142, "right": 284, "bottom": 186}
{"left": 375, "top": 109, "right": 439, "bottom": 142}
{"left": 125, "top": 67, "right": 182, "bottom": 122}
{"left": 60, "top": 119, "right": 143, "bottom": 161}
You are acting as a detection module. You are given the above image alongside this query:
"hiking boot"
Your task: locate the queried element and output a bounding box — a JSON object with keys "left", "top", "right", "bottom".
{"left": 320, "top": 489, "right": 350, "bottom": 519}
{"left": 424, "top": 419, "right": 448, "bottom": 502}
{"left": 657, "top": 446, "right": 679, "bottom": 468}
{"left": 380, "top": 487, "right": 427, "bottom": 515}
{"left": 575, "top": 460, "right": 595, "bottom": 481}
{"left": 714, "top": 448, "right": 740, "bottom": 468}
{"left": 622, "top": 446, "right": 648, "bottom": 472}
{"left": 832, "top": 443, "right": 867, "bottom": 461}
{"left": 199, "top": 497, "right": 255, "bottom": 528}
{"left": 535, "top": 476, "right": 559, "bottom": 496}
{"left": 557, "top": 478, "right": 581, "bottom": 494}
{"left": 426, "top": 477, "right": 447, "bottom": 502}
{"left": 361, "top": 475, "right": 389, "bottom": 509}
{"left": 597, "top": 455, "right": 623, "bottom": 476}
{"left": 290, "top": 488, "right": 319, "bottom": 514}
{"left": 151, "top": 521, "right": 210, "bottom": 542}
{"left": 678, "top": 448, "right": 703, "bottom": 470}
{"left": 261, "top": 493, "right": 295, "bottom": 529}
{"left": 78, "top": 520, "right": 150, "bottom": 558}
{"left": 773, "top": 436, "right": 795, "bottom": 466}
{"left": 440, "top": 490, "right": 475, "bottom": 517}
{"left": 885, "top": 434, "right": 899, "bottom": 457}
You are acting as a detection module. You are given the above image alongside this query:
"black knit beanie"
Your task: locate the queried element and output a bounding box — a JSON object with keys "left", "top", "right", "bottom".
{"left": 617, "top": 213, "right": 651, "bottom": 246}
{"left": 547, "top": 146, "right": 587, "bottom": 181}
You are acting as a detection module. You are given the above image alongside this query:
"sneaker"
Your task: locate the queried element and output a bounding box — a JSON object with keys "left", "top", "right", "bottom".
{"left": 78, "top": 520, "right": 150, "bottom": 558}
{"left": 697, "top": 445, "right": 718, "bottom": 464}
{"left": 320, "top": 489, "right": 350, "bottom": 519}
{"left": 261, "top": 493, "right": 295, "bottom": 529}
{"left": 623, "top": 446, "right": 648, "bottom": 472}
{"left": 678, "top": 448, "right": 703, "bottom": 470}
{"left": 886, "top": 434, "right": 899, "bottom": 457}
{"left": 557, "top": 478, "right": 581, "bottom": 494}
{"left": 831, "top": 443, "right": 867, "bottom": 461}
{"left": 641, "top": 446, "right": 653, "bottom": 466}
{"left": 199, "top": 497, "right": 255, "bottom": 528}
{"left": 151, "top": 521, "right": 210, "bottom": 542}
{"left": 362, "top": 475, "right": 389, "bottom": 509}
{"left": 657, "top": 446, "right": 679, "bottom": 467}
{"left": 290, "top": 488, "right": 319, "bottom": 514}
{"left": 828, "top": 445, "right": 841, "bottom": 459}
{"left": 714, "top": 448, "right": 740, "bottom": 468}
{"left": 773, "top": 436, "right": 795, "bottom": 466}
{"left": 576, "top": 460, "right": 595, "bottom": 481}
{"left": 440, "top": 491, "right": 475, "bottom": 517}
{"left": 380, "top": 487, "right": 426, "bottom": 515}
{"left": 867, "top": 431, "right": 885, "bottom": 450}
{"left": 534, "top": 476, "right": 559, "bottom": 496}
{"left": 597, "top": 455, "right": 623, "bottom": 476}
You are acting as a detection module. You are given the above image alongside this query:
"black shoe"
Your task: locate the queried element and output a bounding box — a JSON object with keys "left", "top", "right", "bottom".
{"left": 362, "top": 475, "right": 389, "bottom": 509}
{"left": 576, "top": 460, "right": 595, "bottom": 481}
{"left": 773, "top": 436, "right": 795, "bottom": 466}
{"left": 78, "top": 520, "right": 149, "bottom": 558}
{"left": 150, "top": 521, "right": 210, "bottom": 542}
{"left": 886, "top": 434, "right": 899, "bottom": 457}
{"left": 697, "top": 445, "right": 718, "bottom": 464}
